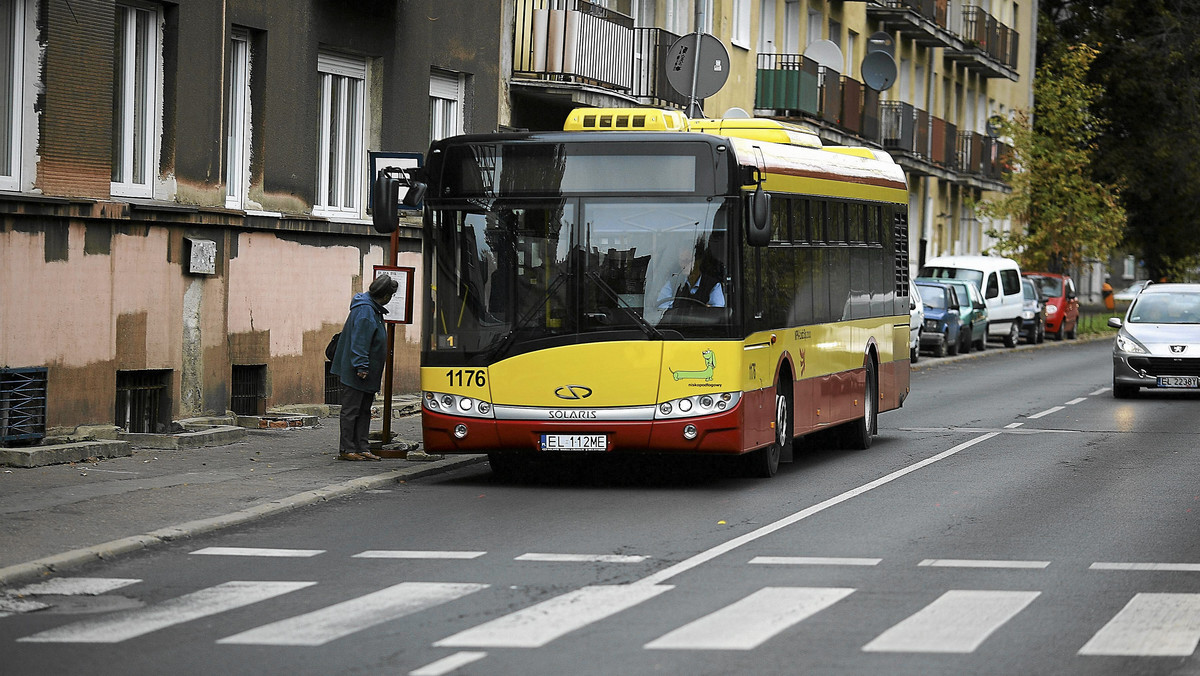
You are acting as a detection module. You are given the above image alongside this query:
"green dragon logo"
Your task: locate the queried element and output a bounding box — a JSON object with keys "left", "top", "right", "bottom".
{"left": 671, "top": 349, "right": 716, "bottom": 381}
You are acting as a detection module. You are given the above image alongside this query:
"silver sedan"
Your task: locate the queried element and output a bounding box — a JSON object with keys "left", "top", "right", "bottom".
{"left": 1108, "top": 282, "right": 1200, "bottom": 398}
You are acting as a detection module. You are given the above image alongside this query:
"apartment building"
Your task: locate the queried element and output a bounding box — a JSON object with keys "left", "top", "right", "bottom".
{"left": 0, "top": 0, "right": 501, "bottom": 438}
{"left": 505, "top": 0, "right": 1036, "bottom": 271}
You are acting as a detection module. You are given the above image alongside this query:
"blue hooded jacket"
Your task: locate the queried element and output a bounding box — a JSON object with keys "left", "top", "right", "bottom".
{"left": 331, "top": 292, "right": 389, "bottom": 393}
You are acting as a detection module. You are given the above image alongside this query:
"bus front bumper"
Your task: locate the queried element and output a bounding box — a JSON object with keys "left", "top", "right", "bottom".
{"left": 422, "top": 404, "right": 747, "bottom": 456}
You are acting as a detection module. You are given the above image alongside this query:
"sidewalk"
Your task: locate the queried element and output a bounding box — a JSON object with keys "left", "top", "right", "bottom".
{"left": 0, "top": 394, "right": 485, "bottom": 587}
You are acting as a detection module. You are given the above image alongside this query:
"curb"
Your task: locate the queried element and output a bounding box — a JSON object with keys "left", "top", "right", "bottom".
{"left": 0, "top": 454, "right": 487, "bottom": 588}
{"left": 910, "top": 332, "right": 1111, "bottom": 371}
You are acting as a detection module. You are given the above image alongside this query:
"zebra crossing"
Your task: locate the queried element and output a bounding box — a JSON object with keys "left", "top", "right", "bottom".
{"left": 5, "top": 562, "right": 1200, "bottom": 660}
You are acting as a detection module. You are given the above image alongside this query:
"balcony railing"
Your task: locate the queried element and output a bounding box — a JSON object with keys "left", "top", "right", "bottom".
{"left": 958, "top": 6, "right": 1019, "bottom": 71}
{"left": 514, "top": 0, "right": 634, "bottom": 92}
{"left": 632, "top": 27, "right": 688, "bottom": 108}
{"left": 755, "top": 53, "right": 821, "bottom": 116}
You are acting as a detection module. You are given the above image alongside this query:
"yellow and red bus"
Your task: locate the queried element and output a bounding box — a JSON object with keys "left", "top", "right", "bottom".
{"left": 394, "top": 108, "right": 910, "bottom": 477}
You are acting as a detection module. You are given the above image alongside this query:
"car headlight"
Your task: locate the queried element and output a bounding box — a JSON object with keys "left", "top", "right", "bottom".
{"left": 1022, "top": 309, "right": 1035, "bottom": 319}
{"left": 1115, "top": 332, "right": 1149, "bottom": 355}
{"left": 924, "top": 319, "right": 939, "bottom": 331}
{"left": 1046, "top": 303, "right": 1059, "bottom": 315}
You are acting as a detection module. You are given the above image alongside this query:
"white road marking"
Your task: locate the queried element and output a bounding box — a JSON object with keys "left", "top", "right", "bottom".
{"left": 1027, "top": 406, "right": 1064, "bottom": 419}
{"left": 17, "top": 581, "right": 314, "bottom": 643}
{"left": 862, "top": 590, "right": 1040, "bottom": 653}
{"left": 1066, "top": 397, "right": 1087, "bottom": 405}
{"left": 515, "top": 553, "right": 649, "bottom": 563}
{"left": 190, "top": 547, "right": 324, "bottom": 558}
{"left": 634, "top": 432, "right": 1000, "bottom": 587}
{"left": 749, "top": 556, "right": 881, "bottom": 567}
{"left": 919, "top": 559, "right": 1050, "bottom": 569}
{"left": 434, "top": 584, "right": 672, "bottom": 648}
{"left": 1005, "top": 422, "right": 1024, "bottom": 429}
{"left": 645, "top": 587, "right": 854, "bottom": 650}
{"left": 1091, "top": 562, "right": 1200, "bottom": 572}
{"left": 219, "top": 582, "right": 488, "bottom": 646}
{"left": 410, "top": 651, "right": 489, "bottom": 676}
{"left": 1090, "top": 387, "right": 1111, "bottom": 396}
{"left": 353, "top": 550, "right": 486, "bottom": 560}
{"left": 1079, "top": 593, "right": 1200, "bottom": 656}
{"left": 12, "top": 577, "right": 141, "bottom": 596}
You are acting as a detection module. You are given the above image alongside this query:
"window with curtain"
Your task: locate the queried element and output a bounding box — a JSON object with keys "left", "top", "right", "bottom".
{"left": 111, "top": 3, "right": 161, "bottom": 198}
{"left": 225, "top": 30, "right": 250, "bottom": 209}
{"left": 315, "top": 52, "right": 366, "bottom": 217}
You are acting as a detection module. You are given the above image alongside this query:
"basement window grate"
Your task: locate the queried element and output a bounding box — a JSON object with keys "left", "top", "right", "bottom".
{"left": 325, "top": 361, "right": 342, "bottom": 405}
{"left": 1, "top": 367, "right": 48, "bottom": 446}
{"left": 231, "top": 364, "right": 267, "bottom": 416}
{"left": 116, "top": 369, "right": 171, "bottom": 433}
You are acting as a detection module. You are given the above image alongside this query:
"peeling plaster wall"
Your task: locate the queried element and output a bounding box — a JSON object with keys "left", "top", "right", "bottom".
{"left": 2, "top": 221, "right": 420, "bottom": 430}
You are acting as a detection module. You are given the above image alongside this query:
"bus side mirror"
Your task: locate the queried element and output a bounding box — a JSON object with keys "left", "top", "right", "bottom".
{"left": 372, "top": 172, "right": 400, "bottom": 234}
{"left": 746, "top": 185, "right": 771, "bottom": 247}
{"left": 402, "top": 181, "right": 427, "bottom": 208}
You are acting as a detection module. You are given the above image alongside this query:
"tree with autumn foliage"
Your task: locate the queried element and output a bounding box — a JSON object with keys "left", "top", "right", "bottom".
{"left": 977, "top": 44, "right": 1125, "bottom": 274}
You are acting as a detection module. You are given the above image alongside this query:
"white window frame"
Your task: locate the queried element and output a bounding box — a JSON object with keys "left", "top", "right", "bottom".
{"left": 0, "top": 0, "right": 25, "bottom": 192}
{"left": 757, "top": 0, "right": 776, "bottom": 54}
{"left": 731, "top": 0, "right": 751, "bottom": 49}
{"left": 224, "top": 30, "right": 251, "bottom": 209}
{"left": 315, "top": 52, "right": 367, "bottom": 219}
{"left": 111, "top": 3, "right": 162, "bottom": 199}
{"left": 430, "top": 70, "right": 464, "bottom": 145}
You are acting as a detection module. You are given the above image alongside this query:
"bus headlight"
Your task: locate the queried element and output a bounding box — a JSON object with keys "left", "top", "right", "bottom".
{"left": 423, "top": 391, "right": 495, "bottom": 419}
{"left": 654, "top": 392, "right": 741, "bottom": 419}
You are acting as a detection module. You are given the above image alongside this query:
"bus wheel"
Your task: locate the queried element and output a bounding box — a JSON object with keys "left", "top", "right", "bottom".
{"left": 747, "top": 380, "right": 790, "bottom": 478}
{"left": 843, "top": 358, "right": 877, "bottom": 450}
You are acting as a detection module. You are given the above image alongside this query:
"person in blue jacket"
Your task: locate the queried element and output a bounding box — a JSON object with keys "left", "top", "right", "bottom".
{"left": 331, "top": 274, "right": 398, "bottom": 460}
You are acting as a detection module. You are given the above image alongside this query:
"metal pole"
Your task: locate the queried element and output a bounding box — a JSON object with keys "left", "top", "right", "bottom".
{"left": 379, "top": 228, "right": 399, "bottom": 455}
{"left": 688, "top": 2, "right": 705, "bottom": 118}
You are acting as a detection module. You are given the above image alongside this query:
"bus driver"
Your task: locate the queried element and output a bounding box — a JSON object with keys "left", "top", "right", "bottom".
{"left": 656, "top": 244, "right": 725, "bottom": 309}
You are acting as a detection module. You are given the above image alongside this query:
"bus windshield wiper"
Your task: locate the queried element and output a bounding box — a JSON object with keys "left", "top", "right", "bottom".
{"left": 585, "top": 271, "right": 664, "bottom": 340}
{"left": 484, "top": 271, "right": 572, "bottom": 361}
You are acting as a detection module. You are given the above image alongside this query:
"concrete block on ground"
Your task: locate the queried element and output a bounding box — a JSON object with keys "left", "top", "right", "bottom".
{"left": 0, "top": 440, "right": 131, "bottom": 468}
{"left": 118, "top": 425, "right": 246, "bottom": 450}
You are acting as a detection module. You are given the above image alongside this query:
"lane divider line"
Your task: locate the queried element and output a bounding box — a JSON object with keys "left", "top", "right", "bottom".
{"left": 633, "top": 433, "right": 1001, "bottom": 587}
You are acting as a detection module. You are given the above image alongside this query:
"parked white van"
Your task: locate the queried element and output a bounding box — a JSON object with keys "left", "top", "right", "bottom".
{"left": 919, "top": 255, "right": 1024, "bottom": 347}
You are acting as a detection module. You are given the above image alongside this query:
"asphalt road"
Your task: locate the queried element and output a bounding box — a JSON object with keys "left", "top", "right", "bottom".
{"left": 4, "top": 338, "right": 1200, "bottom": 676}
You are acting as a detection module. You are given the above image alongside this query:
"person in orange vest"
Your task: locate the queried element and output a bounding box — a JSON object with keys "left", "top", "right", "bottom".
{"left": 1102, "top": 282, "right": 1114, "bottom": 311}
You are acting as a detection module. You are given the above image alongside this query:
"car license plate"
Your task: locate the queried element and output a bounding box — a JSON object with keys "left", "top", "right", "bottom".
{"left": 1157, "top": 376, "right": 1200, "bottom": 388}
{"left": 540, "top": 434, "right": 607, "bottom": 452}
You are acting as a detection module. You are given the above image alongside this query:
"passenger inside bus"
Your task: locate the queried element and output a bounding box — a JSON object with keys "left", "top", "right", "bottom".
{"left": 656, "top": 242, "right": 725, "bottom": 309}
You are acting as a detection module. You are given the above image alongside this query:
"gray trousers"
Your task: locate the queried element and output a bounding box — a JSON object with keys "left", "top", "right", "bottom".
{"left": 339, "top": 386, "right": 374, "bottom": 454}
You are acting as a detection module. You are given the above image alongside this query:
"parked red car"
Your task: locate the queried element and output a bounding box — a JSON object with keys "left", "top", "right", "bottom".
{"left": 1023, "top": 272, "right": 1080, "bottom": 340}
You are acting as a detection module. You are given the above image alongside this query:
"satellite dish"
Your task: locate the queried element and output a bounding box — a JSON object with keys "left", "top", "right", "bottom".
{"left": 867, "top": 31, "right": 895, "bottom": 57}
{"left": 862, "top": 51, "right": 897, "bottom": 91}
{"left": 986, "top": 115, "right": 1005, "bottom": 138}
{"left": 723, "top": 107, "right": 751, "bottom": 119}
{"left": 665, "top": 33, "right": 731, "bottom": 101}
{"left": 804, "top": 39, "right": 843, "bottom": 72}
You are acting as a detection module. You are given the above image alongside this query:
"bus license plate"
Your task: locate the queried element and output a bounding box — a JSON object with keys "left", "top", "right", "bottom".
{"left": 541, "top": 434, "right": 607, "bottom": 452}
{"left": 1157, "top": 376, "right": 1200, "bottom": 388}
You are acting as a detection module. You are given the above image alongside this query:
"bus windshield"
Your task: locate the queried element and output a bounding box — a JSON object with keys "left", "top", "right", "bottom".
{"left": 424, "top": 197, "right": 737, "bottom": 365}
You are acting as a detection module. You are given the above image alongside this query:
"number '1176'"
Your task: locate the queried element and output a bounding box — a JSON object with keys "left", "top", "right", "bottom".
{"left": 446, "top": 369, "right": 486, "bottom": 387}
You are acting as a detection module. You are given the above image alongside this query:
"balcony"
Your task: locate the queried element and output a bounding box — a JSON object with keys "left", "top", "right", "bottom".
{"left": 944, "top": 6, "right": 1019, "bottom": 80}
{"left": 512, "top": 0, "right": 693, "bottom": 113}
{"left": 865, "top": 0, "right": 956, "bottom": 49}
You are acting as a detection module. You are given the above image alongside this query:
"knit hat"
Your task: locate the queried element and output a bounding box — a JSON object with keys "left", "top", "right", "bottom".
{"left": 368, "top": 274, "right": 399, "bottom": 300}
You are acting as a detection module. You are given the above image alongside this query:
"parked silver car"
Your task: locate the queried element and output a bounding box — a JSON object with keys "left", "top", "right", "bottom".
{"left": 1108, "top": 283, "right": 1200, "bottom": 398}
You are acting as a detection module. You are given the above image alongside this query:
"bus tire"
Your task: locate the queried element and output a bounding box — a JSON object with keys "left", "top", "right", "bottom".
{"left": 843, "top": 358, "right": 877, "bottom": 450}
{"left": 748, "top": 377, "right": 791, "bottom": 478}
